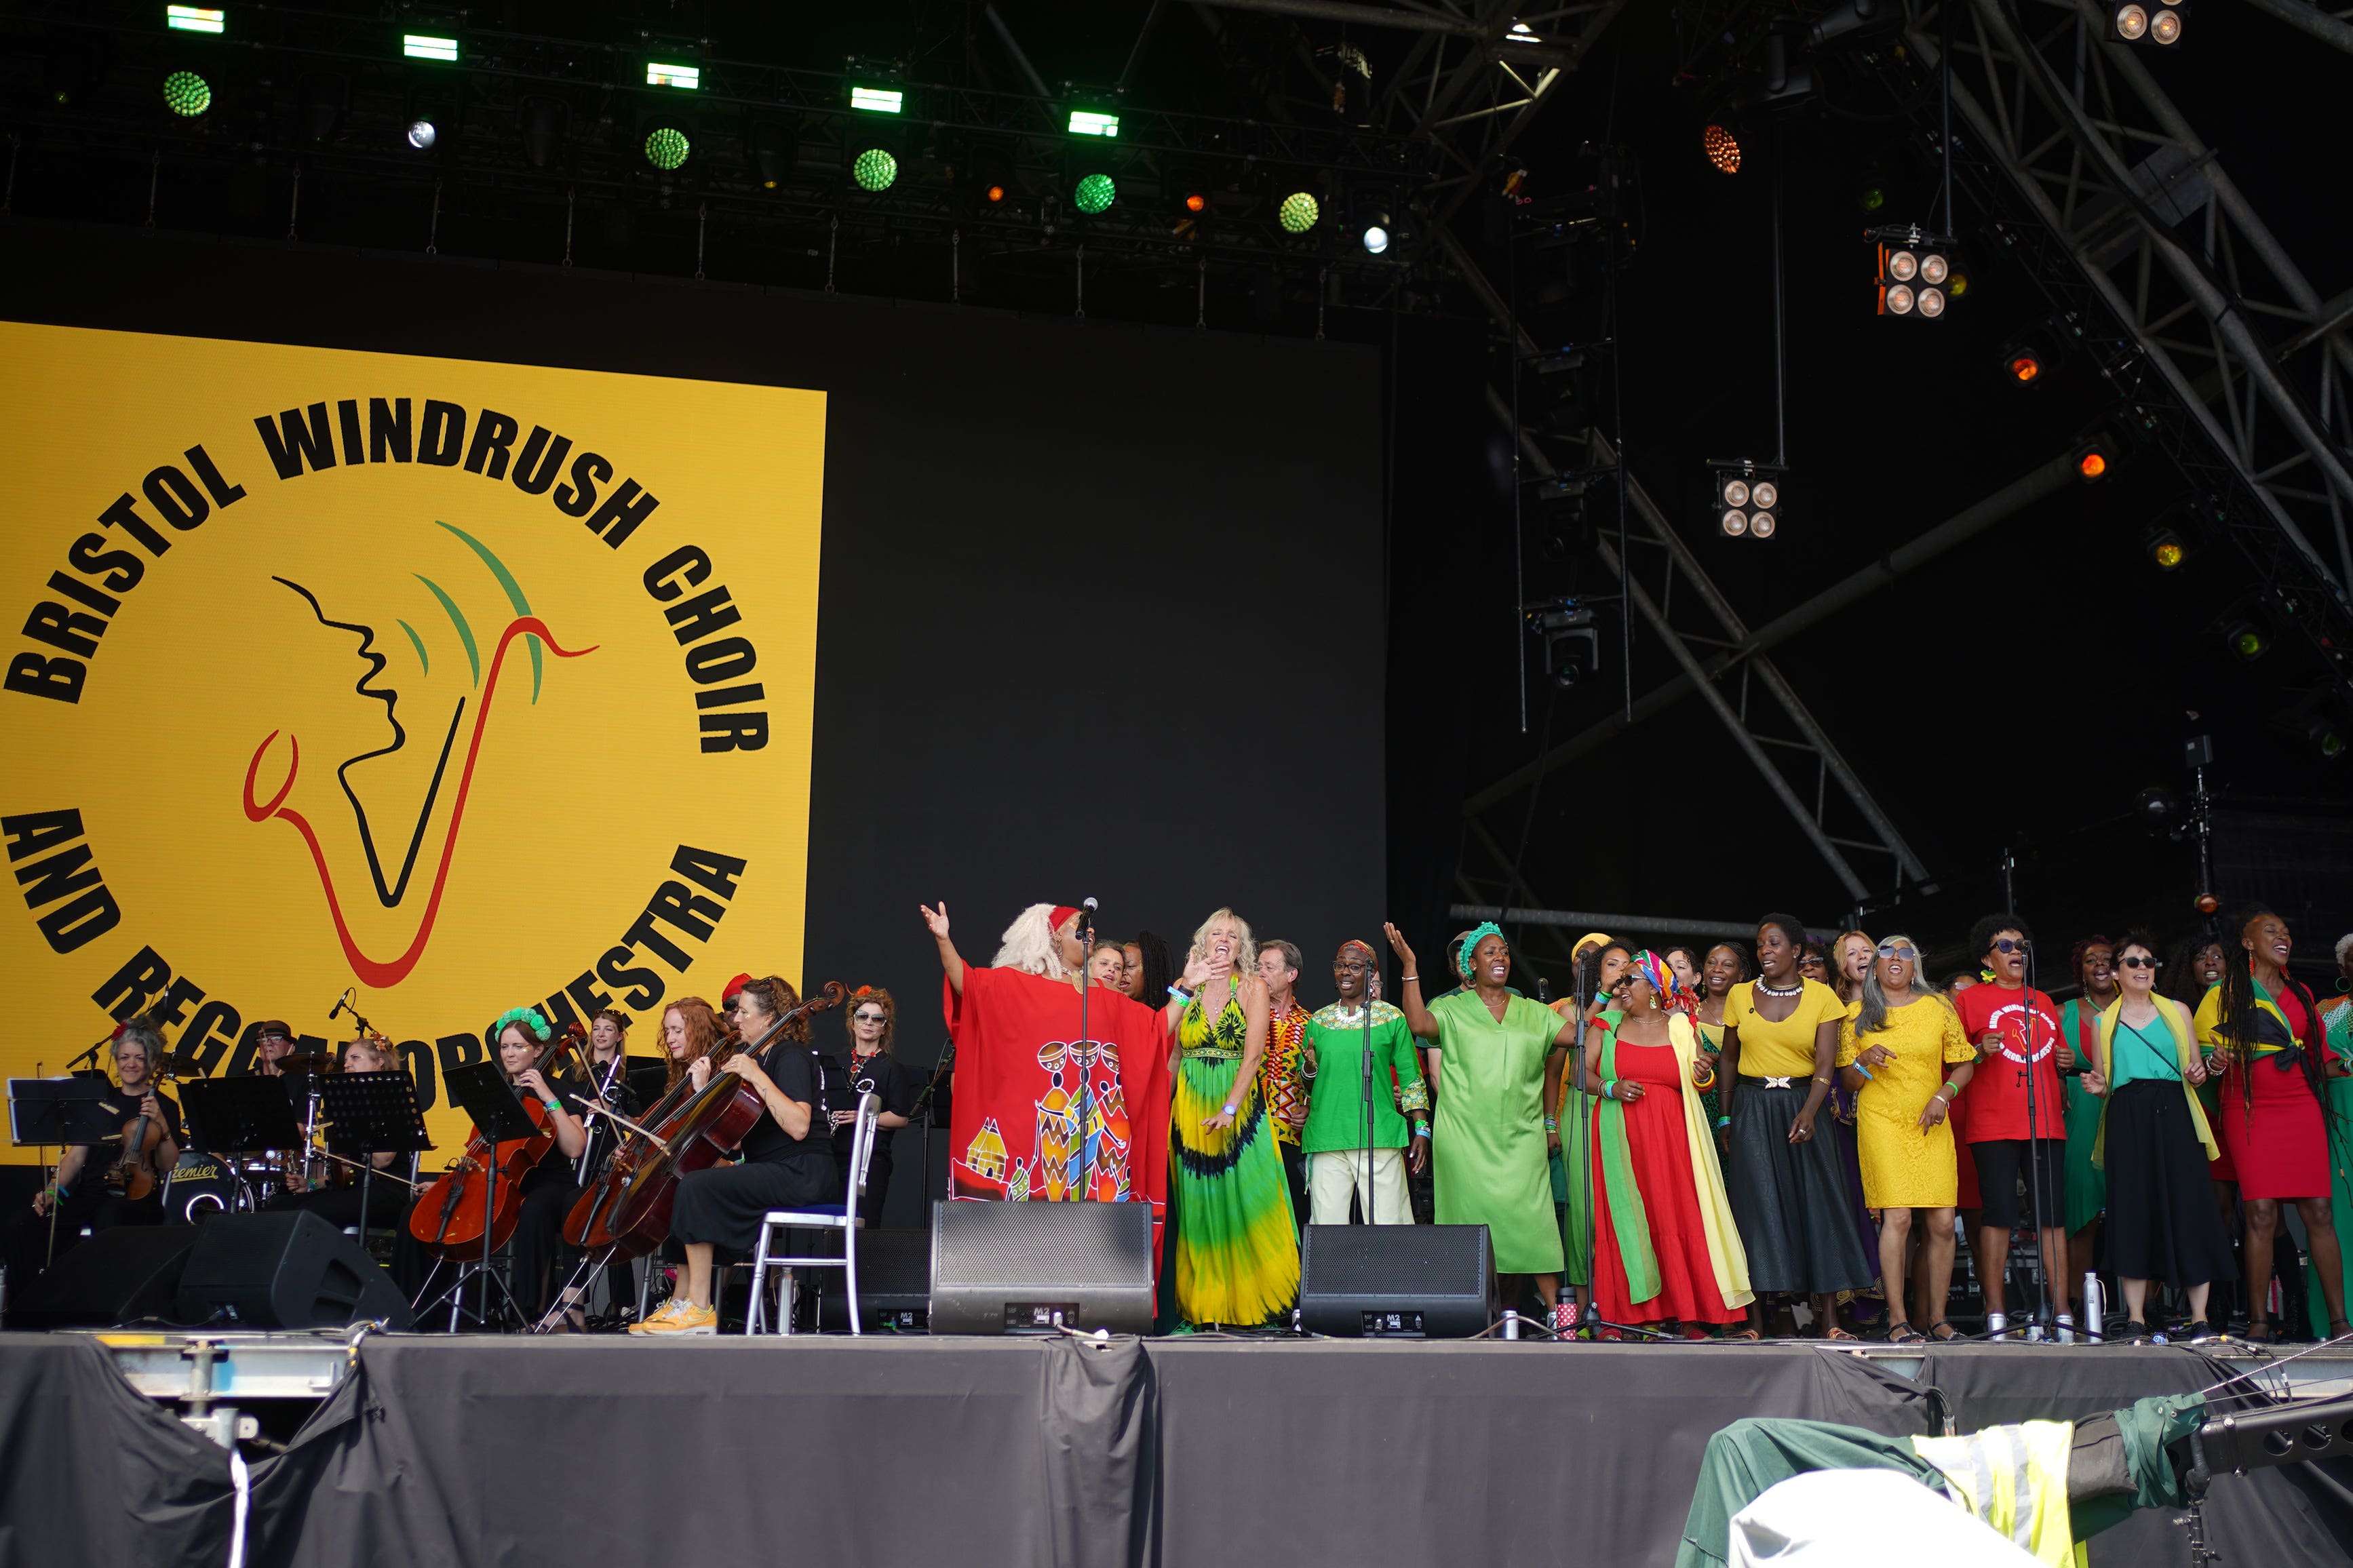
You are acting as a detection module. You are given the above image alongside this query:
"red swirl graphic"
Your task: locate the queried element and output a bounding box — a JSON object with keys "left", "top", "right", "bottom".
{"left": 244, "top": 616, "right": 594, "bottom": 987}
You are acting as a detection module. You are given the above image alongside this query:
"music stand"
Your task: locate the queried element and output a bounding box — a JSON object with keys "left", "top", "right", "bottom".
{"left": 178, "top": 1076, "right": 307, "bottom": 1156}
{"left": 317, "top": 1071, "right": 433, "bottom": 1240}
{"left": 416, "top": 1064, "right": 538, "bottom": 1332}
{"left": 7, "top": 1078, "right": 119, "bottom": 1148}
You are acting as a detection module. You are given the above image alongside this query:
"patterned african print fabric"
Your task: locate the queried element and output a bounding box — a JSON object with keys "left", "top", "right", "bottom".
{"left": 1259, "top": 1005, "right": 1310, "bottom": 1146}
{"left": 1171, "top": 988, "right": 1300, "bottom": 1326}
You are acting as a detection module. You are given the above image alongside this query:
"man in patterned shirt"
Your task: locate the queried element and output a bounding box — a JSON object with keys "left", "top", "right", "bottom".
{"left": 1257, "top": 939, "right": 1313, "bottom": 1234}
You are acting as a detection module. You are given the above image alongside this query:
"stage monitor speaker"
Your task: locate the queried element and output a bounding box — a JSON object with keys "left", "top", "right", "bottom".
{"left": 816, "top": 1228, "right": 932, "bottom": 1331}
{"left": 7, "top": 1224, "right": 199, "bottom": 1328}
{"left": 928, "top": 1200, "right": 1153, "bottom": 1335}
{"left": 1298, "top": 1223, "right": 1491, "bottom": 1338}
{"left": 175, "top": 1210, "right": 414, "bottom": 1330}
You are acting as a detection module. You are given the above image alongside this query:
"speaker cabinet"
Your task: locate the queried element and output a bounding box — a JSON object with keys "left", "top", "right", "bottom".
{"left": 815, "top": 1228, "right": 932, "bottom": 1331}
{"left": 1298, "top": 1223, "right": 1492, "bottom": 1338}
{"left": 176, "top": 1210, "right": 414, "bottom": 1330}
{"left": 928, "top": 1200, "right": 1153, "bottom": 1335}
{"left": 8, "top": 1225, "right": 199, "bottom": 1328}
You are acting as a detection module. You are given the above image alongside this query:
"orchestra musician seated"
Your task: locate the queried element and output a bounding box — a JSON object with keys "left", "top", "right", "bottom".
{"left": 490, "top": 1008, "right": 590, "bottom": 1326}
{"left": 3, "top": 1016, "right": 182, "bottom": 1293}
{"left": 629, "top": 975, "right": 841, "bottom": 1337}
{"left": 260, "top": 1034, "right": 431, "bottom": 1297}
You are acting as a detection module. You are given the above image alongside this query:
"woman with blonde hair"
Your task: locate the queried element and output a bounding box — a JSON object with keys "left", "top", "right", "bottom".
{"left": 1165, "top": 907, "right": 1298, "bottom": 1326}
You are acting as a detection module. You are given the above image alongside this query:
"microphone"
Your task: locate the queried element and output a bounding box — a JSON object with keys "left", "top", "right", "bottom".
{"left": 328, "top": 987, "right": 353, "bottom": 1022}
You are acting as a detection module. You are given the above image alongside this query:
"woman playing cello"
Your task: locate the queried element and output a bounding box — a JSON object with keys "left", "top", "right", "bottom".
{"left": 492, "top": 1006, "right": 591, "bottom": 1324}
{"left": 630, "top": 976, "right": 841, "bottom": 1336}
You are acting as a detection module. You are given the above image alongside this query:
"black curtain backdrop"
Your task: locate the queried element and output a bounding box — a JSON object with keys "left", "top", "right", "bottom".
{"left": 1, "top": 220, "right": 1389, "bottom": 1228}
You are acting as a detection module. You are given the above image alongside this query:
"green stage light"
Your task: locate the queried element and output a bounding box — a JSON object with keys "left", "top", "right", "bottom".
{"left": 643, "top": 126, "right": 690, "bottom": 171}
{"left": 853, "top": 148, "right": 898, "bottom": 191}
{"left": 162, "top": 70, "right": 211, "bottom": 117}
{"left": 851, "top": 86, "right": 903, "bottom": 114}
{"left": 1277, "top": 191, "right": 1319, "bottom": 233}
{"left": 646, "top": 62, "right": 699, "bottom": 90}
{"left": 1859, "top": 184, "right": 1886, "bottom": 212}
{"left": 404, "top": 34, "right": 459, "bottom": 62}
{"left": 1068, "top": 110, "right": 1120, "bottom": 138}
{"left": 1074, "top": 172, "right": 1116, "bottom": 214}
{"left": 166, "top": 6, "right": 225, "bottom": 33}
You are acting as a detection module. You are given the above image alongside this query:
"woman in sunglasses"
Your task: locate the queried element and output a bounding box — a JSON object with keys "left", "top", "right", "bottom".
{"left": 2080, "top": 931, "right": 2236, "bottom": 1340}
{"left": 832, "top": 988, "right": 918, "bottom": 1223}
{"left": 2194, "top": 904, "right": 2349, "bottom": 1341}
{"left": 1837, "top": 936, "right": 1975, "bottom": 1341}
{"left": 1951, "top": 913, "right": 2070, "bottom": 1337}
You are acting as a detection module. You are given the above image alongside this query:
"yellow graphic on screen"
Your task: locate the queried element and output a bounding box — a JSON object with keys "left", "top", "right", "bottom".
{"left": 0, "top": 322, "right": 826, "bottom": 1160}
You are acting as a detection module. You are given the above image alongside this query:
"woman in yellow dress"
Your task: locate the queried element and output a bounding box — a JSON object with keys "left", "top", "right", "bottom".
{"left": 1836, "top": 935, "right": 1976, "bottom": 1342}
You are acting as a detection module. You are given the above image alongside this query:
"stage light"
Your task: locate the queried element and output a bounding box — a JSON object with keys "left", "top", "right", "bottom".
{"left": 1068, "top": 110, "right": 1120, "bottom": 138}
{"left": 1530, "top": 600, "right": 1601, "bottom": 689}
{"left": 1278, "top": 191, "right": 1320, "bottom": 233}
{"left": 1074, "top": 172, "right": 1116, "bottom": 214}
{"left": 404, "top": 34, "right": 459, "bottom": 62}
{"left": 2146, "top": 528, "right": 2186, "bottom": 570}
{"left": 851, "top": 86, "right": 903, "bottom": 114}
{"left": 1919, "top": 254, "right": 1949, "bottom": 285}
{"left": 1885, "top": 283, "right": 1916, "bottom": 315}
{"left": 1508, "top": 22, "right": 1540, "bottom": 43}
{"left": 166, "top": 6, "right": 225, "bottom": 33}
{"left": 2111, "top": 1, "right": 2187, "bottom": 43}
{"left": 853, "top": 148, "right": 898, "bottom": 191}
{"left": 646, "top": 62, "right": 699, "bottom": 90}
{"left": 1917, "top": 287, "right": 1947, "bottom": 318}
{"left": 1888, "top": 250, "right": 1919, "bottom": 282}
{"left": 1186, "top": 191, "right": 1207, "bottom": 212}
{"left": 406, "top": 119, "right": 437, "bottom": 151}
{"left": 1859, "top": 185, "right": 1886, "bottom": 212}
{"left": 1713, "top": 463, "right": 1782, "bottom": 539}
{"left": 643, "top": 126, "right": 690, "bottom": 172}
{"left": 2006, "top": 350, "right": 2044, "bottom": 385}
{"left": 1876, "top": 235, "right": 1953, "bottom": 319}
{"left": 2312, "top": 720, "right": 2347, "bottom": 760}
{"left": 990, "top": 184, "right": 1008, "bottom": 203}
{"left": 2222, "top": 619, "right": 2268, "bottom": 660}
{"left": 2077, "top": 447, "right": 2109, "bottom": 480}
{"left": 2133, "top": 785, "right": 2179, "bottom": 829}
{"left": 161, "top": 70, "right": 210, "bottom": 117}
{"left": 2114, "top": 3, "right": 2149, "bottom": 39}
{"left": 1703, "top": 124, "right": 1741, "bottom": 174}
{"left": 2152, "top": 7, "right": 2183, "bottom": 42}
{"left": 1361, "top": 209, "right": 1393, "bottom": 254}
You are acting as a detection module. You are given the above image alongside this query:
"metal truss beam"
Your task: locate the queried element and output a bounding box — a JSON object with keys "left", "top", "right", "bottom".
{"left": 1449, "top": 903, "right": 1839, "bottom": 943}
{"left": 1194, "top": 0, "right": 1494, "bottom": 35}
{"left": 1897, "top": 1, "right": 2353, "bottom": 701}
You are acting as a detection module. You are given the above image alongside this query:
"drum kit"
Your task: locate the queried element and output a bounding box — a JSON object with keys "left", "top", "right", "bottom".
{"left": 159, "top": 1049, "right": 354, "bottom": 1223}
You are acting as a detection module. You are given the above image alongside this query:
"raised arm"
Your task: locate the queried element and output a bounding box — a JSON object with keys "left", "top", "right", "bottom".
{"left": 1383, "top": 923, "right": 1440, "bottom": 1040}
{"left": 921, "top": 903, "right": 968, "bottom": 997}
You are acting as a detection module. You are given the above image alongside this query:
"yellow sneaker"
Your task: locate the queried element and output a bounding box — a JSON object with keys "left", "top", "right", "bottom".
{"left": 627, "top": 1299, "right": 686, "bottom": 1335}
{"left": 632, "top": 1300, "right": 716, "bottom": 1337}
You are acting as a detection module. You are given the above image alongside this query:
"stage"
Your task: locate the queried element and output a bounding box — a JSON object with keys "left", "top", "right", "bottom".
{"left": 6, "top": 1332, "right": 2351, "bottom": 1567}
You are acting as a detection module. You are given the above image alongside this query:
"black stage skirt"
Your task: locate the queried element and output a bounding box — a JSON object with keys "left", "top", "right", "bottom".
{"left": 1726, "top": 1079, "right": 1878, "bottom": 1296}
{"left": 2104, "top": 1078, "right": 2238, "bottom": 1289}
{"left": 670, "top": 1152, "right": 840, "bottom": 1254}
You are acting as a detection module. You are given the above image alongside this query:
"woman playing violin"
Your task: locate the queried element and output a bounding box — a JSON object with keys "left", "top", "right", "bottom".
{"left": 5, "top": 1016, "right": 181, "bottom": 1289}
{"left": 492, "top": 1006, "right": 591, "bottom": 1325}
{"left": 631, "top": 975, "right": 841, "bottom": 1336}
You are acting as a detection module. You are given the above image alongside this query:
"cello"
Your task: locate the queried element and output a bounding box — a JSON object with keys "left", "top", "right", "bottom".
{"left": 409, "top": 1021, "right": 589, "bottom": 1258}
{"left": 584, "top": 981, "right": 844, "bottom": 1261}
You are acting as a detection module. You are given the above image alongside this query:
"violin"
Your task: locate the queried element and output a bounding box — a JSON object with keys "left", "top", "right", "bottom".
{"left": 572, "top": 983, "right": 845, "bottom": 1263}
{"left": 108, "top": 1093, "right": 166, "bottom": 1202}
{"left": 408, "top": 1021, "right": 589, "bottom": 1259}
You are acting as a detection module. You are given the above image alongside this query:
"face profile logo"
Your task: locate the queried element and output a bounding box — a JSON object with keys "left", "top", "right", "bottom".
{"left": 240, "top": 521, "right": 595, "bottom": 987}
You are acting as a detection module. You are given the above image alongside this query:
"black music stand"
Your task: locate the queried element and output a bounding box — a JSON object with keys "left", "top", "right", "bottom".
{"left": 179, "top": 1075, "right": 307, "bottom": 1156}
{"left": 7, "top": 1078, "right": 119, "bottom": 1148}
{"left": 416, "top": 1064, "right": 538, "bottom": 1332}
{"left": 317, "top": 1071, "right": 433, "bottom": 1240}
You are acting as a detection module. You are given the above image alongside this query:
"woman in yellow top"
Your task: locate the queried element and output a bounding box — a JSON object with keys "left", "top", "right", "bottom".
{"left": 1836, "top": 936, "right": 1975, "bottom": 1342}
{"left": 1722, "top": 914, "right": 1879, "bottom": 1338}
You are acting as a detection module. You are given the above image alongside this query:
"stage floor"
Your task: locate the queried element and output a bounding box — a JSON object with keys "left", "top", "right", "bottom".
{"left": 5, "top": 1331, "right": 2351, "bottom": 1567}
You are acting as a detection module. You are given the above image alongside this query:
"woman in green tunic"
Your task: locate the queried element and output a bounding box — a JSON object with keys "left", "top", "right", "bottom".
{"left": 2058, "top": 936, "right": 2118, "bottom": 1330}
{"left": 1388, "top": 920, "right": 1577, "bottom": 1324}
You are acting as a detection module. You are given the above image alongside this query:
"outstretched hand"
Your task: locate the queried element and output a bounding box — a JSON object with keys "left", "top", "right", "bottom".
{"left": 1383, "top": 922, "right": 1418, "bottom": 975}
{"left": 920, "top": 903, "right": 951, "bottom": 941}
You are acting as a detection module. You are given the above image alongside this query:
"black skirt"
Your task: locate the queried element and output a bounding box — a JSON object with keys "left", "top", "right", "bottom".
{"left": 2103, "top": 1078, "right": 2238, "bottom": 1288}
{"left": 1726, "top": 1080, "right": 1878, "bottom": 1295}
{"left": 670, "top": 1152, "right": 840, "bottom": 1254}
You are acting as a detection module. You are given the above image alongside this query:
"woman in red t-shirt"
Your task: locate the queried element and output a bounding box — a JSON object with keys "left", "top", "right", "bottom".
{"left": 1951, "top": 914, "right": 2072, "bottom": 1337}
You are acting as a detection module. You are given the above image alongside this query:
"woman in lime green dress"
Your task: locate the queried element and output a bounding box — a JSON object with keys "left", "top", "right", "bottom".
{"left": 1389, "top": 920, "right": 1578, "bottom": 1327}
{"left": 1168, "top": 907, "right": 1299, "bottom": 1327}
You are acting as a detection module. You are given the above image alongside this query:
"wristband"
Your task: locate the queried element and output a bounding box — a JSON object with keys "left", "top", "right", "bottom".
{"left": 1544, "top": 1116, "right": 1559, "bottom": 1131}
{"left": 1852, "top": 1064, "right": 1873, "bottom": 1082}
{"left": 1400, "top": 975, "right": 1418, "bottom": 985}
{"left": 1600, "top": 1081, "right": 1616, "bottom": 1101}
{"left": 1167, "top": 987, "right": 1192, "bottom": 1006}
{"left": 1715, "top": 1116, "right": 1731, "bottom": 1129}
{"left": 545, "top": 1100, "right": 564, "bottom": 1116}
{"left": 1933, "top": 1082, "right": 1956, "bottom": 1100}
{"left": 1412, "top": 1121, "right": 1431, "bottom": 1139}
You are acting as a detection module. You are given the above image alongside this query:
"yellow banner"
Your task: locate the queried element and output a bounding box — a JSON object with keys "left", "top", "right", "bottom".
{"left": 1, "top": 323, "right": 824, "bottom": 1160}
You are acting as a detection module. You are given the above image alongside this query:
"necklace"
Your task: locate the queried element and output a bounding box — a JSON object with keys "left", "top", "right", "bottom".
{"left": 1755, "top": 977, "right": 1803, "bottom": 998}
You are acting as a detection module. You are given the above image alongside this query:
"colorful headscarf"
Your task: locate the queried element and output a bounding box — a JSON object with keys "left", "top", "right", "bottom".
{"left": 1456, "top": 921, "right": 1505, "bottom": 979}
{"left": 1629, "top": 949, "right": 1688, "bottom": 1010}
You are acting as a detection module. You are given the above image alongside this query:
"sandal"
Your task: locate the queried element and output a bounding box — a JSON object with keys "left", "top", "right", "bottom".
{"left": 2331, "top": 1319, "right": 2352, "bottom": 1340}
{"left": 1886, "top": 1323, "right": 1928, "bottom": 1345}
{"left": 1731, "top": 1326, "right": 1762, "bottom": 1341}
{"left": 2243, "top": 1320, "right": 2276, "bottom": 1344}
{"left": 1821, "top": 1325, "right": 1859, "bottom": 1342}
{"left": 1927, "top": 1321, "right": 1962, "bottom": 1341}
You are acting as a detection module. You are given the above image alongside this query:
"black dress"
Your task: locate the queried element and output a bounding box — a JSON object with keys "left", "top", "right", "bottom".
{"left": 1, "top": 1083, "right": 181, "bottom": 1293}
{"left": 670, "top": 1039, "right": 842, "bottom": 1253}
{"left": 2103, "top": 1032, "right": 2238, "bottom": 1290}
{"left": 832, "top": 1048, "right": 918, "bottom": 1223}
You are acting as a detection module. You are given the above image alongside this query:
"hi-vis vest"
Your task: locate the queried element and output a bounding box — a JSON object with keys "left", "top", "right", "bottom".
{"left": 1910, "top": 1421, "right": 2083, "bottom": 1567}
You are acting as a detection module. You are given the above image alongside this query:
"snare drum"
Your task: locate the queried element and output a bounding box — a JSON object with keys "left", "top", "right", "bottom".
{"left": 159, "top": 1150, "right": 237, "bottom": 1223}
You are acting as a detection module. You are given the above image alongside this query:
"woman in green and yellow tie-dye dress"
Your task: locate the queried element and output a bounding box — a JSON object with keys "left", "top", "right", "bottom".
{"left": 1169, "top": 907, "right": 1300, "bottom": 1327}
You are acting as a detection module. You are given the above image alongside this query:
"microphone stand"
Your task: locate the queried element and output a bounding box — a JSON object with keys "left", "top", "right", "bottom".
{"left": 2020, "top": 942, "right": 2053, "bottom": 1337}
{"left": 1080, "top": 904, "right": 1093, "bottom": 1201}
{"left": 913, "top": 1040, "right": 954, "bottom": 1204}
{"left": 1361, "top": 960, "right": 1376, "bottom": 1227}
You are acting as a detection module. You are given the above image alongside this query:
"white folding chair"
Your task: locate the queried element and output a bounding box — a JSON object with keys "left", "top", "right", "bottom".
{"left": 745, "top": 1091, "right": 878, "bottom": 1335}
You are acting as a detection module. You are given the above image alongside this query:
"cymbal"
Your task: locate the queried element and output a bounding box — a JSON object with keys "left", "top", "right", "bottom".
{"left": 275, "top": 1052, "right": 332, "bottom": 1073}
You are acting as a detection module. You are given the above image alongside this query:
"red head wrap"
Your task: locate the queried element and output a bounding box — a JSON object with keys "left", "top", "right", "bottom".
{"left": 1050, "top": 906, "right": 1081, "bottom": 931}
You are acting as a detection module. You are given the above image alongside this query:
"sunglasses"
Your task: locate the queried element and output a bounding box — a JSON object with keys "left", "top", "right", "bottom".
{"left": 1875, "top": 943, "right": 1918, "bottom": 959}
{"left": 1991, "top": 938, "right": 2031, "bottom": 955}
{"left": 853, "top": 1011, "right": 888, "bottom": 1023}
{"left": 2118, "top": 954, "right": 2158, "bottom": 969}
